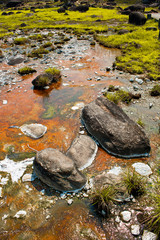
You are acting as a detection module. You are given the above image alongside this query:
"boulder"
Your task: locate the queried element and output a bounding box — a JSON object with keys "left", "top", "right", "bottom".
{"left": 32, "top": 71, "right": 61, "bottom": 89}
{"left": 7, "top": 56, "right": 24, "bottom": 65}
{"left": 20, "top": 123, "right": 47, "bottom": 139}
{"left": 124, "top": 4, "right": 145, "bottom": 12}
{"left": 129, "top": 12, "right": 147, "bottom": 26}
{"left": 66, "top": 135, "right": 98, "bottom": 170}
{"left": 34, "top": 148, "right": 86, "bottom": 192}
{"left": 81, "top": 97, "right": 150, "bottom": 158}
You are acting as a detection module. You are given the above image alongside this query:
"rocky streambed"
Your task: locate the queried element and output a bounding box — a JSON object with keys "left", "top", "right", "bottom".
{"left": 0, "top": 29, "right": 160, "bottom": 240}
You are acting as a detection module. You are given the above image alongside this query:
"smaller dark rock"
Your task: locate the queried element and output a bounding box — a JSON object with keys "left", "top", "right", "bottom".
{"left": 57, "top": 7, "right": 66, "bottom": 13}
{"left": 118, "top": 29, "right": 129, "bottom": 35}
{"left": 7, "top": 56, "right": 24, "bottom": 65}
{"left": 146, "top": 27, "right": 157, "bottom": 31}
{"left": 20, "top": 23, "right": 27, "bottom": 27}
{"left": 129, "top": 12, "right": 147, "bottom": 26}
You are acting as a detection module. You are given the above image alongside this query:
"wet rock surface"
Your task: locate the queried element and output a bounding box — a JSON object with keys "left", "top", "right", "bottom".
{"left": 81, "top": 97, "right": 151, "bottom": 158}
{"left": 20, "top": 123, "right": 47, "bottom": 139}
{"left": 66, "top": 135, "right": 98, "bottom": 170}
{"left": 34, "top": 148, "right": 86, "bottom": 192}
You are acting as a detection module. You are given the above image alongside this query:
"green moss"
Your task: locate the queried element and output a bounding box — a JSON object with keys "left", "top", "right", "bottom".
{"left": 42, "top": 41, "right": 52, "bottom": 48}
{"left": 14, "top": 37, "right": 29, "bottom": 45}
{"left": 8, "top": 152, "right": 36, "bottom": 162}
{"left": 18, "top": 66, "right": 37, "bottom": 75}
{"left": 41, "top": 105, "right": 56, "bottom": 119}
{"left": 28, "top": 47, "right": 49, "bottom": 58}
{"left": 150, "top": 85, "right": 160, "bottom": 96}
{"left": 45, "top": 67, "right": 61, "bottom": 76}
{"left": 104, "top": 89, "right": 132, "bottom": 104}
{"left": 137, "top": 118, "right": 145, "bottom": 128}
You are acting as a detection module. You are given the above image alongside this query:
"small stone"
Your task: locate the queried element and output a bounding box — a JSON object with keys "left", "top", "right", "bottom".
{"left": 2, "top": 100, "right": 7, "bottom": 105}
{"left": 131, "top": 224, "right": 140, "bottom": 236}
{"left": 67, "top": 199, "right": 73, "bottom": 205}
{"left": 14, "top": 210, "right": 27, "bottom": 219}
{"left": 132, "top": 162, "right": 152, "bottom": 176}
{"left": 83, "top": 193, "right": 88, "bottom": 198}
{"left": 135, "top": 78, "right": 143, "bottom": 85}
{"left": 120, "top": 210, "right": 131, "bottom": 222}
{"left": 22, "top": 173, "right": 32, "bottom": 182}
{"left": 129, "top": 78, "right": 134, "bottom": 83}
{"left": 106, "top": 67, "right": 111, "bottom": 72}
{"left": 133, "top": 85, "right": 139, "bottom": 91}
{"left": 115, "top": 216, "right": 120, "bottom": 223}
{"left": 149, "top": 103, "right": 153, "bottom": 109}
{"left": 142, "top": 230, "right": 158, "bottom": 240}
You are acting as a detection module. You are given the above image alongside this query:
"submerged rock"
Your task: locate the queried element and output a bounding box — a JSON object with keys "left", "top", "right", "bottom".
{"left": 81, "top": 97, "right": 150, "bottom": 158}
{"left": 20, "top": 123, "right": 47, "bottom": 139}
{"left": 66, "top": 135, "right": 98, "bottom": 170}
{"left": 34, "top": 148, "right": 86, "bottom": 192}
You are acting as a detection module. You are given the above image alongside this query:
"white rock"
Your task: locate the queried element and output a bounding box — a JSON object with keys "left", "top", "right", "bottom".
{"left": 120, "top": 211, "right": 131, "bottom": 222}
{"left": 71, "top": 102, "right": 84, "bottom": 110}
{"left": 132, "top": 162, "right": 152, "bottom": 176}
{"left": 131, "top": 225, "right": 140, "bottom": 236}
{"left": 2, "top": 100, "right": 7, "bottom": 105}
{"left": 67, "top": 199, "right": 73, "bottom": 205}
{"left": 20, "top": 123, "right": 47, "bottom": 139}
{"left": 142, "top": 230, "right": 158, "bottom": 240}
{"left": 108, "top": 166, "right": 122, "bottom": 176}
{"left": 2, "top": 214, "right": 9, "bottom": 220}
{"left": 22, "top": 173, "right": 32, "bottom": 182}
{"left": 14, "top": 210, "right": 26, "bottom": 219}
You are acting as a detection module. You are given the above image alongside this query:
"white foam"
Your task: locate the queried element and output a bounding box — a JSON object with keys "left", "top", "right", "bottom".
{"left": 0, "top": 157, "right": 34, "bottom": 183}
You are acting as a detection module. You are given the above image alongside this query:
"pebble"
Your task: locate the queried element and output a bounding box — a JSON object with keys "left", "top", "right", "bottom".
{"left": 2, "top": 100, "right": 7, "bottom": 105}
{"left": 14, "top": 210, "right": 27, "bottom": 219}
{"left": 22, "top": 173, "right": 32, "bottom": 182}
{"left": 120, "top": 210, "right": 131, "bottom": 222}
{"left": 142, "top": 230, "right": 158, "bottom": 240}
{"left": 132, "top": 162, "right": 152, "bottom": 176}
{"left": 133, "top": 85, "right": 139, "bottom": 91}
{"left": 131, "top": 225, "right": 140, "bottom": 236}
{"left": 115, "top": 216, "right": 121, "bottom": 223}
{"left": 67, "top": 199, "right": 73, "bottom": 205}
{"left": 129, "top": 78, "right": 134, "bottom": 83}
{"left": 135, "top": 78, "right": 143, "bottom": 85}
{"left": 149, "top": 103, "right": 153, "bottom": 109}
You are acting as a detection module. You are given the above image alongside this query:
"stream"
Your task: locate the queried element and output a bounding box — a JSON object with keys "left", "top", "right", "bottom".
{"left": 0, "top": 31, "right": 160, "bottom": 240}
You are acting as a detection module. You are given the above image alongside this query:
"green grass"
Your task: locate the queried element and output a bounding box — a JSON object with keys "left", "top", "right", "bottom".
{"left": 45, "top": 67, "right": 61, "bottom": 76}
{"left": 123, "top": 169, "right": 146, "bottom": 197}
{"left": 91, "top": 186, "right": 116, "bottom": 216}
{"left": 28, "top": 47, "right": 49, "bottom": 58}
{"left": 96, "top": 20, "right": 160, "bottom": 80}
{"left": 137, "top": 118, "right": 145, "bottom": 128}
{"left": 14, "top": 37, "right": 29, "bottom": 45}
{"left": 0, "top": 7, "right": 159, "bottom": 80}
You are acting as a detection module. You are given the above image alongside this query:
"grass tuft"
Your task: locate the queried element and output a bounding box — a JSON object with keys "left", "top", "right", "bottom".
{"left": 150, "top": 85, "right": 160, "bottom": 97}
{"left": 18, "top": 66, "right": 37, "bottom": 75}
{"left": 91, "top": 186, "right": 116, "bottom": 216}
{"left": 123, "top": 169, "right": 145, "bottom": 197}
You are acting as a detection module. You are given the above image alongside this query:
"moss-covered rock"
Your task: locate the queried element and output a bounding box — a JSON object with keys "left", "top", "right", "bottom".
{"left": 18, "top": 66, "right": 37, "bottom": 75}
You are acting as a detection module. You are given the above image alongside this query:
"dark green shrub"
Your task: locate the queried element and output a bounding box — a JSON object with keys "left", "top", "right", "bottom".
{"left": 150, "top": 85, "right": 160, "bottom": 97}
{"left": 18, "top": 66, "right": 37, "bottom": 75}
{"left": 14, "top": 37, "right": 29, "bottom": 45}
{"left": 28, "top": 47, "right": 49, "bottom": 58}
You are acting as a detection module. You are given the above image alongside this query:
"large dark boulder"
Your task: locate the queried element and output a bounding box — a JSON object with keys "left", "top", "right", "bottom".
{"left": 76, "top": 5, "right": 89, "bottom": 12}
{"left": 129, "top": 12, "right": 147, "bottom": 26}
{"left": 81, "top": 97, "right": 151, "bottom": 159}
{"left": 34, "top": 148, "right": 86, "bottom": 192}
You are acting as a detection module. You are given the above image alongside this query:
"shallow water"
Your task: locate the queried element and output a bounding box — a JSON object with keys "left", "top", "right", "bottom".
{"left": 0, "top": 34, "right": 159, "bottom": 239}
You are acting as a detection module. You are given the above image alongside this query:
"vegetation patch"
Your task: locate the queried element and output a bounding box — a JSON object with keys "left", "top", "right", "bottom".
{"left": 14, "top": 37, "right": 29, "bottom": 45}
{"left": 28, "top": 47, "right": 49, "bottom": 58}
{"left": 150, "top": 85, "right": 160, "bottom": 97}
{"left": 95, "top": 21, "right": 160, "bottom": 80}
{"left": 91, "top": 186, "right": 116, "bottom": 216}
{"left": 18, "top": 66, "right": 37, "bottom": 75}
{"left": 137, "top": 118, "right": 145, "bottom": 128}
{"left": 104, "top": 89, "right": 132, "bottom": 104}
{"left": 123, "top": 169, "right": 146, "bottom": 197}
